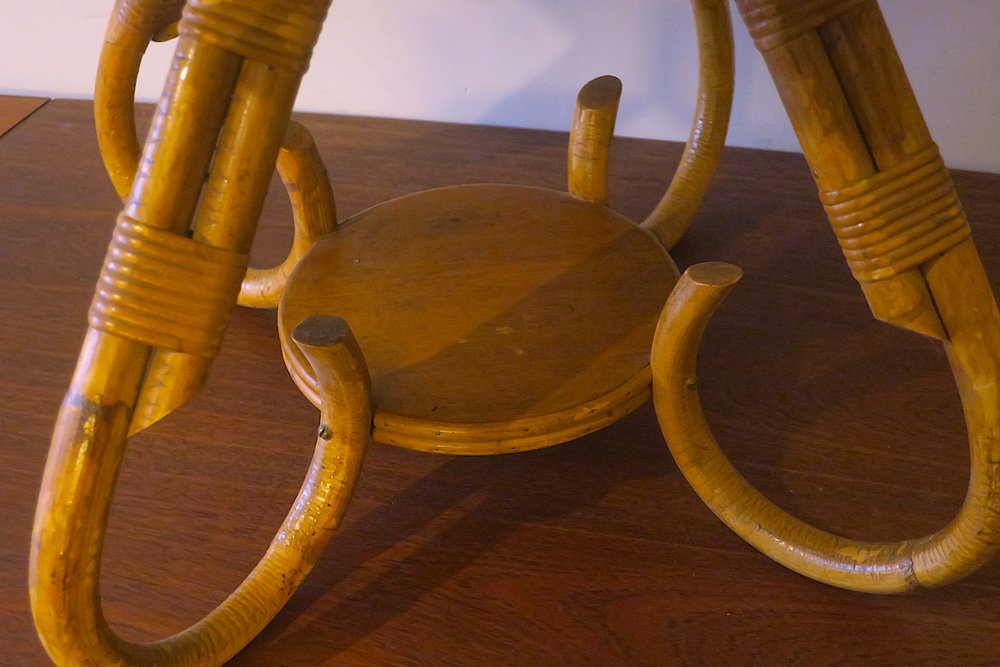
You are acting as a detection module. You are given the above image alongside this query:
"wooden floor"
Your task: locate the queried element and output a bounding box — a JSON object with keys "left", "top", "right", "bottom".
{"left": 2, "top": 97, "right": 1000, "bottom": 665}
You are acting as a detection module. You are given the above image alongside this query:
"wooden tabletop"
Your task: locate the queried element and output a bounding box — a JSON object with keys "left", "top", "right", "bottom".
{"left": 0, "top": 95, "right": 47, "bottom": 138}
{"left": 2, "top": 98, "right": 999, "bottom": 665}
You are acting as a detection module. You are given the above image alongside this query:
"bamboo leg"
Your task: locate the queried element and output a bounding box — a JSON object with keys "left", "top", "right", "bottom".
{"left": 653, "top": 0, "right": 1000, "bottom": 592}
{"left": 238, "top": 121, "right": 338, "bottom": 308}
{"left": 33, "top": 1, "right": 344, "bottom": 663}
{"left": 653, "top": 258, "right": 1000, "bottom": 592}
{"left": 31, "top": 316, "right": 370, "bottom": 666}
{"left": 95, "top": 0, "right": 185, "bottom": 199}
{"left": 736, "top": 0, "right": 953, "bottom": 337}
{"left": 640, "top": 0, "right": 734, "bottom": 249}
{"left": 568, "top": 75, "right": 622, "bottom": 205}
{"left": 94, "top": 0, "right": 335, "bottom": 312}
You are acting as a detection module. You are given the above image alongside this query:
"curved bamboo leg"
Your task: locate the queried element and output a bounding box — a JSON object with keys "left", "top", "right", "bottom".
{"left": 565, "top": 0, "right": 733, "bottom": 246}
{"left": 31, "top": 316, "right": 370, "bottom": 666}
{"left": 95, "top": 0, "right": 185, "bottom": 199}
{"left": 567, "top": 75, "right": 622, "bottom": 205}
{"left": 652, "top": 260, "right": 1000, "bottom": 593}
{"left": 33, "top": 0, "right": 341, "bottom": 662}
{"left": 238, "top": 121, "right": 338, "bottom": 309}
{"left": 638, "top": 0, "right": 735, "bottom": 250}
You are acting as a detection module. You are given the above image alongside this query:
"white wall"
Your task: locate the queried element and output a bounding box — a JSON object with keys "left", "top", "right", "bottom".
{"left": 4, "top": 1, "right": 999, "bottom": 172}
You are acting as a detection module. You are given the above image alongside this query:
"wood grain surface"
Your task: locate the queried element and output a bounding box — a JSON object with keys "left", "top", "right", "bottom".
{"left": 0, "top": 96, "right": 46, "bottom": 137}
{"left": 3, "top": 99, "right": 1000, "bottom": 665}
{"left": 278, "top": 183, "right": 676, "bottom": 453}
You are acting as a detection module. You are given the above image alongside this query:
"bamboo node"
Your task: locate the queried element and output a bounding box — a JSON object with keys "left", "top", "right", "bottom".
{"left": 88, "top": 215, "right": 249, "bottom": 357}
{"left": 736, "top": 0, "right": 866, "bottom": 51}
{"left": 179, "top": 0, "right": 330, "bottom": 73}
{"left": 820, "top": 144, "right": 970, "bottom": 283}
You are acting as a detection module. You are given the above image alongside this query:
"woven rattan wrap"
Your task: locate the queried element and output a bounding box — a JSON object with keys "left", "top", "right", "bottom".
{"left": 737, "top": 0, "right": 866, "bottom": 51}
{"left": 179, "top": 0, "right": 330, "bottom": 73}
{"left": 821, "top": 144, "right": 970, "bottom": 283}
{"left": 116, "top": 0, "right": 185, "bottom": 35}
{"left": 89, "top": 215, "right": 249, "bottom": 357}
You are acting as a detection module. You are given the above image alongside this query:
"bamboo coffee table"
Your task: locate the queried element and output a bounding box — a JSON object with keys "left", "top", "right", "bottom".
{"left": 29, "top": 1, "right": 1000, "bottom": 665}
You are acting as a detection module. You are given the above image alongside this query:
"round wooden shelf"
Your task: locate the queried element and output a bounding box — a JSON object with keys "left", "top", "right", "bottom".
{"left": 278, "top": 184, "right": 678, "bottom": 454}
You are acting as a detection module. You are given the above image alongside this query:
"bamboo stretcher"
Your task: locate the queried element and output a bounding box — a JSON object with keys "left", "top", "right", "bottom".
{"left": 29, "top": 1, "right": 1000, "bottom": 664}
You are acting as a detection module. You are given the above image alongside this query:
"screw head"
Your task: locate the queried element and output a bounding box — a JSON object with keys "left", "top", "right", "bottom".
{"left": 317, "top": 423, "right": 333, "bottom": 440}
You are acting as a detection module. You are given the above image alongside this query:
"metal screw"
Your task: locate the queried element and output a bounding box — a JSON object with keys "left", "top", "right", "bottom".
{"left": 317, "top": 423, "right": 333, "bottom": 440}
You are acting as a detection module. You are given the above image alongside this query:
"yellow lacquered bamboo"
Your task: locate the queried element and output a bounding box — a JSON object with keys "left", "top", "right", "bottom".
{"left": 568, "top": 75, "right": 622, "bottom": 205}
{"left": 652, "top": 257, "right": 1000, "bottom": 592}
{"left": 736, "top": 0, "right": 949, "bottom": 338}
{"left": 650, "top": 0, "right": 1000, "bottom": 593}
{"left": 640, "top": 0, "right": 735, "bottom": 250}
{"left": 95, "top": 0, "right": 185, "bottom": 199}
{"left": 31, "top": 317, "right": 371, "bottom": 666}
{"left": 130, "top": 58, "right": 309, "bottom": 433}
{"left": 95, "top": 1, "right": 336, "bottom": 312}
{"left": 34, "top": 1, "right": 341, "bottom": 663}
{"left": 239, "top": 120, "right": 337, "bottom": 308}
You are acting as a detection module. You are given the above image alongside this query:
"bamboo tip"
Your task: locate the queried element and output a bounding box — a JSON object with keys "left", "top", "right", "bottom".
{"left": 282, "top": 120, "right": 315, "bottom": 152}
{"left": 293, "top": 315, "right": 353, "bottom": 348}
{"left": 683, "top": 262, "right": 743, "bottom": 287}
{"left": 577, "top": 75, "right": 623, "bottom": 110}
{"left": 152, "top": 20, "right": 180, "bottom": 42}
{"left": 889, "top": 306, "right": 949, "bottom": 341}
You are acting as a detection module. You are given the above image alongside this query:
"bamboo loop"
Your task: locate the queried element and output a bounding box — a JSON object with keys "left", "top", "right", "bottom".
{"left": 31, "top": 317, "right": 371, "bottom": 666}
{"left": 96, "top": 0, "right": 186, "bottom": 198}
{"left": 33, "top": 1, "right": 348, "bottom": 663}
{"left": 89, "top": 215, "right": 249, "bottom": 357}
{"left": 658, "top": 0, "right": 1000, "bottom": 589}
{"left": 653, "top": 255, "right": 1000, "bottom": 593}
{"left": 661, "top": 0, "right": 1000, "bottom": 591}
{"left": 640, "top": 0, "right": 734, "bottom": 250}
{"left": 238, "top": 121, "right": 337, "bottom": 308}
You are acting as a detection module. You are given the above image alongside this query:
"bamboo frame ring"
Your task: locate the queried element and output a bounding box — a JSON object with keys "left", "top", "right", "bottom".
{"left": 652, "top": 259, "right": 1000, "bottom": 593}
{"left": 31, "top": 316, "right": 371, "bottom": 666}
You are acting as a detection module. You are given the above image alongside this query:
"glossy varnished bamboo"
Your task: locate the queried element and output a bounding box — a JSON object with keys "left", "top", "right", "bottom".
{"left": 278, "top": 183, "right": 676, "bottom": 453}
{"left": 31, "top": 0, "right": 334, "bottom": 663}
{"left": 32, "top": 0, "right": 733, "bottom": 657}
{"left": 647, "top": 0, "right": 1000, "bottom": 594}
{"left": 3, "top": 99, "right": 1000, "bottom": 665}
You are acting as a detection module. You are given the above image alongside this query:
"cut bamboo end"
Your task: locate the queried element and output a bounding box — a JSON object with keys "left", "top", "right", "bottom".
{"left": 292, "top": 315, "right": 369, "bottom": 395}
{"left": 567, "top": 75, "right": 622, "bottom": 205}
{"left": 860, "top": 272, "right": 947, "bottom": 340}
{"left": 292, "top": 315, "right": 353, "bottom": 349}
{"left": 683, "top": 261, "right": 744, "bottom": 288}
{"left": 576, "top": 74, "right": 623, "bottom": 111}
{"left": 281, "top": 119, "right": 314, "bottom": 152}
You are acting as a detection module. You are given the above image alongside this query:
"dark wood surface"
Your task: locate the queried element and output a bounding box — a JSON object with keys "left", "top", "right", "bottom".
{"left": 0, "top": 96, "right": 47, "bottom": 138}
{"left": 2, "top": 98, "right": 999, "bottom": 665}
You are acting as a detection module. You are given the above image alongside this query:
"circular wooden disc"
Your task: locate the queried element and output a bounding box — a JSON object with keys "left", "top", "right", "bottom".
{"left": 278, "top": 184, "right": 678, "bottom": 453}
